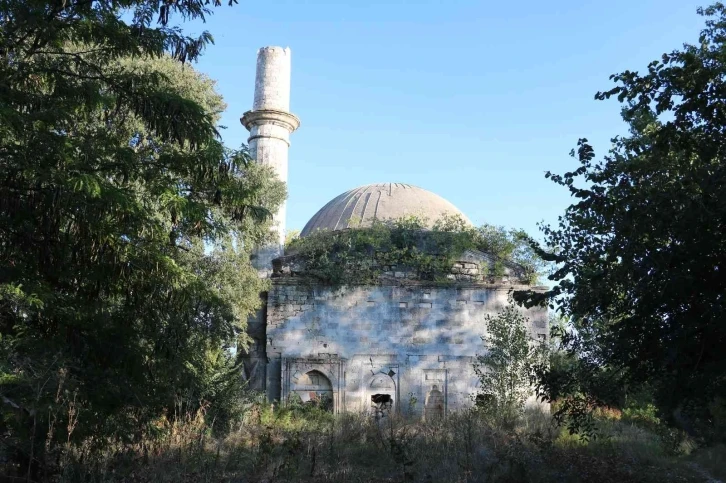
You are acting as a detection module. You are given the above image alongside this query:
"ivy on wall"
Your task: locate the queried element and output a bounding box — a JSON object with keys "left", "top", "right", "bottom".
{"left": 285, "top": 215, "right": 544, "bottom": 286}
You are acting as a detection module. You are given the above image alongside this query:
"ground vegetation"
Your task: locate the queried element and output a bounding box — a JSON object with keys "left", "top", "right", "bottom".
{"left": 4, "top": 400, "right": 717, "bottom": 483}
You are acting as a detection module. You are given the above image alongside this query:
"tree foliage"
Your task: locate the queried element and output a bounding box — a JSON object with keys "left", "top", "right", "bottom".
{"left": 474, "top": 303, "right": 545, "bottom": 426}
{"left": 0, "top": 0, "right": 285, "bottom": 478}
{"left": 520, "top": 4, "right": 726, "bottom": 438}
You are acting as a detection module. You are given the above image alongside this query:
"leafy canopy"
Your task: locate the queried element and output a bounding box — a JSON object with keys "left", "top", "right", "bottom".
{"left": 521, "top": 3, "right": 726, "bottom": 437}
{"left": 0, "top": 0, "right": 285, "bottom": 477}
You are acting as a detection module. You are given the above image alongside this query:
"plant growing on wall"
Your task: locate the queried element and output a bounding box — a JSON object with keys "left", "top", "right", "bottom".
{"left": 286, "top": 215, "right": 545, "bottom": 285}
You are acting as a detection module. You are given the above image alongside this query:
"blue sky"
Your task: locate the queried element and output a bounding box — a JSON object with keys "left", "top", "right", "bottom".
{"left": 189, "top": 0, "right": 706, "bottom": 238}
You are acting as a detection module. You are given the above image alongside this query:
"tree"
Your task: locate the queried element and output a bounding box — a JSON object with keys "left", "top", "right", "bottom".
{"left": 474, "top": 303, "right": 545, "bottom": 426}
{"left": 0, "top": 0, "right": 285, "bottom": 477}
{"left": 519, "top": 4, "right": 726, "bottom": 438}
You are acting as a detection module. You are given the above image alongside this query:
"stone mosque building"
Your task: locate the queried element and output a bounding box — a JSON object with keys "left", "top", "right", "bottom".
{"left": 240, "top": 46, "right": 548, "bottom": 417}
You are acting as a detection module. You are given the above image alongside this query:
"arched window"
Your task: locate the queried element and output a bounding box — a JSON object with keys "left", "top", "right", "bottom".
{"left": 368, "top": 373, "right": 396, "bottom": 417}
{"left": 293, "top": 370, "right": 333, "bottom": 411}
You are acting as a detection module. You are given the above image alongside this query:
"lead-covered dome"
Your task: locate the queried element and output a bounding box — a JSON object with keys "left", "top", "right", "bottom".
{"left": 300, "top": 183, "right": 471, "bottom": 237}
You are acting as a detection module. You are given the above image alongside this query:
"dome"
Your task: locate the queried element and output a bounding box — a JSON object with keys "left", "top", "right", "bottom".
{"left": 300, "top": 183, "right": 472, "bottom": 237}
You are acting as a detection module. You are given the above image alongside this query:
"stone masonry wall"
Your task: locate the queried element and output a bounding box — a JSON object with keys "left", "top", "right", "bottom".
{"left": 265, "top": 281, "right": 548, "bottom": 416}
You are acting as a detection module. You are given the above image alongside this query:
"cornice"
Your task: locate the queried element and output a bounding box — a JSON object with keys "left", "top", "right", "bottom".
{"left": 240, "top": 109, "right": 301, "bottom": 133}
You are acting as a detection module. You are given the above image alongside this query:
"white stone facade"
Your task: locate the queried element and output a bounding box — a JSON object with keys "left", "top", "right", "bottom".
{"left": 263, "top": 281, "right": 548, "bottom": 415}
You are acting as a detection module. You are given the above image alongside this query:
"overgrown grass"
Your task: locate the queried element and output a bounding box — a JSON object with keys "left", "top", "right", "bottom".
{"left": 2, "top": 402, "right": 723, "bottom": 482}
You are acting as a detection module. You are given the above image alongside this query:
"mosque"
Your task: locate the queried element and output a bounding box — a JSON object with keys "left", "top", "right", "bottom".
{"left": 240, "top": 47, "right": 548, "bottom": 417}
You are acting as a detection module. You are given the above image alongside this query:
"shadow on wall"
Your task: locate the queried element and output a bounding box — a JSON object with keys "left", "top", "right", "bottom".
{"left": 425, "top": 385, "right": 445, "bottom": 421}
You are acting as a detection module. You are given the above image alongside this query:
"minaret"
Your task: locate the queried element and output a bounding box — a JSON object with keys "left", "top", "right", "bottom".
{"left": 240, "top": 47, "right": 299, "bottom": 394}
{"left": 241, "top": 46, "right": 300, "bottom": 275}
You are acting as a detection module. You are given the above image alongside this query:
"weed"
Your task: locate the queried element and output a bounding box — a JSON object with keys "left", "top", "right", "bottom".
{"left": 1, "top": 402, "right": 717, "bottom": 482}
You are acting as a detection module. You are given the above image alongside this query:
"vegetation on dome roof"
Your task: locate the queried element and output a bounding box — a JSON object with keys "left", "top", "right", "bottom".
{"left": 285, "top": 214, "right": 546, "bottom": 285}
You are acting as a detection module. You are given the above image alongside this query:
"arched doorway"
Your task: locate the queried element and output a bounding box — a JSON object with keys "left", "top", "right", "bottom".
{"left": 368, "top": 373, "right": 396, "bottom": 417}
{"left": 293, "top": 370, "right": 334, "bottom": 411}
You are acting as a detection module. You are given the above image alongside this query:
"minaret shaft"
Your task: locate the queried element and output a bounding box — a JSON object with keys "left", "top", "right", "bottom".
{"left": 241, "top": 46, "right": 300, "bottom": 274}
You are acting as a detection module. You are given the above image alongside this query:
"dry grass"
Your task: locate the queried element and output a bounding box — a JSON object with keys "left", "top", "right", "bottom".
{"left": 3, "top": 404, "right": 722, "bottom": 483}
